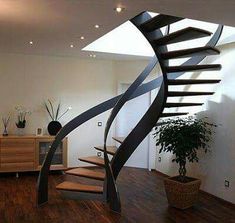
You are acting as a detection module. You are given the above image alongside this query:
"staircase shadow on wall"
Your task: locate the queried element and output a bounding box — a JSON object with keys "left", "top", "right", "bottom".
{"left": 190, "top": 95, "right": 235, "bottom": 196}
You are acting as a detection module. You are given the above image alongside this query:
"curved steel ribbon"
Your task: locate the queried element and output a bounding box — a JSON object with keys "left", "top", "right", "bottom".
{"left": 103, "top": 56, "right": 158, "bottom": 211}
{"left": 102, "top": 12, "right": 172, "bottom": 211}
{"left": 110, "top": 13, "right": 169, "bottom": 179}
{"left": 36, "top": 11, "right": 223, "bottom": 206}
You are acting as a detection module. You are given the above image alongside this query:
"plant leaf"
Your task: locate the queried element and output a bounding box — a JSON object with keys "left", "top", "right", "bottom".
{"left": 48, "top": 99, "right": 55, "bottom": 120}
{"left": 55, "top": 103, "right": 61, "bottom": 121}
{"left": 44, "top": 101, "right": 53, "bottom": 120}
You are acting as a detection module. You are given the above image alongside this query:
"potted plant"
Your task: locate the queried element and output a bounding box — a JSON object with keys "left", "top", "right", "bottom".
{"left": 15, "top": 106, "right": 31, "bottom": 136}
{"left": 154, "top": 116, "right": 216, "bottom": 209}
{"left": 2, "top": 115, "right": 10, "bottom": 136}
{"left": 44, "top": 99, "right": 72, "bottom": 135}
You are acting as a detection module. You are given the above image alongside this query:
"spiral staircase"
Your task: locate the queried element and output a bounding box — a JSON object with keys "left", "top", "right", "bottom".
{"left": 37, "top": 11, "right": 223, "bottom": 213}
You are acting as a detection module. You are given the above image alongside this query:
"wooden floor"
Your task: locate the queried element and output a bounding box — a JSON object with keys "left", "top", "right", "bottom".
{"left": 0, "top": 168, "right": 235, "bottom": 223}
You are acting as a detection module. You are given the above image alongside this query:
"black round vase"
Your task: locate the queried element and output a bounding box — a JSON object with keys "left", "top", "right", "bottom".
{"left": 47, "top": 121, "right": 62, "bottom": 136}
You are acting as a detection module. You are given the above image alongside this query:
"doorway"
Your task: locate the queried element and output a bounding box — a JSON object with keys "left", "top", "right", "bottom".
{"left": 115, "top": 83, "right": 152, "bottom": 169}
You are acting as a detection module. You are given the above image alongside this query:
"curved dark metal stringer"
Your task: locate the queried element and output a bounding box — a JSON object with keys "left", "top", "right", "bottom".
{"left": 103, "top": 56, "right": 158, "bottom": 212}
{"left": 102, "top": 12, "right": 171, "bottom": 211}
{"left": 111, "top": 14, "right": 169, "bottom": 180}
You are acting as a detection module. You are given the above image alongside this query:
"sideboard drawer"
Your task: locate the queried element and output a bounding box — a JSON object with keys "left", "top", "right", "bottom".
{"left": 0, "top": 139, "right": 35, "bottom": 171}
{"left": 1, "top": 139, "right": 35, "bottom": 154}
{"left": 1, "top": 147, "right": 34, "bottom": 155}
{"left": 1, "top": 139, "right": 35, "bottom": 149}
{"left": 1, "top": 154, "right": 34, "bottom": 163}
{"left": 0, "top": 162, "right": 34, "bottom": 171}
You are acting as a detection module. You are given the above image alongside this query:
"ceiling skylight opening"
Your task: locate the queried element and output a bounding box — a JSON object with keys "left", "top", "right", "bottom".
{"left": 83, "top": 11, "right": 235, "bottom": 58}
{"left": 83, "top": 20, "right": 155, "bottom": 57}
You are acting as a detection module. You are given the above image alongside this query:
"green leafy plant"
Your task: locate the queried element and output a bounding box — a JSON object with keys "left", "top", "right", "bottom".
{"left": 153, "top": 116, "right": 216, "bottom": 182}
{"left": 44, "top": 99, "right": 72, "bottom": 121}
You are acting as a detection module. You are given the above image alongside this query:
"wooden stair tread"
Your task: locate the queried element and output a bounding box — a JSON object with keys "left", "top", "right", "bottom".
{"left": 160, "top": 112, "right": 188, "bottom": 117}
{"left": 65, "top": 167, "right": 105, "bottom": 180}
{"left": 168, "top": 91, "right": 214, "bottom": 97}
{"left": 79, "top": 156, "right": 105, "bottom": 167}
{"left": 166, "top": 64, "right": 221, "bottom": 73}
{"left": 112, "top": 137, "right": 125, "bottom": 144}
{"left": 140, "top": 14, "right": 183, "bottom": 32}
{"left": 94, "top": 146, "right": 117, "bottom": 155}
{"left": 56, "top": 181, "right": 103, "bottom": 194}
{"left": 167, "top": 79, "right": 221, "bottom": 85}
{"left": 165, "top": 102, "right": 203, "bottom": 107}
{"left": 161, "top": 46, "right": 220, "bottom": 60}
{"left": 152, "top": 27, "right": 212, "bottom": 45}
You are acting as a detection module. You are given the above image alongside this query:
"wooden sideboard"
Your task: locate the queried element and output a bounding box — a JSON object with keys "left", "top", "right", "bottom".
{"left": 0, "top": 135, "right": 67, "bottom": 173}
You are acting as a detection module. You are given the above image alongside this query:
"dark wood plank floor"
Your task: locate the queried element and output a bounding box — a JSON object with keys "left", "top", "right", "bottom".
{"left": 0, "top": 167, "right": 235, "bottom": 223}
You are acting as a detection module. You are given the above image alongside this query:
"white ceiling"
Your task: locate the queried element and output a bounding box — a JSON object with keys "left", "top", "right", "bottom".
{"left": 0, "top": 0, "right": 235, "bottom": 59}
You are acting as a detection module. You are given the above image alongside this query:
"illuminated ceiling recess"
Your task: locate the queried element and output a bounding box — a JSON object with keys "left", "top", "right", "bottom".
{"left": 83, "top": 12, "right": 235, "bottom": 58}
{"left": 83, "top": 20, "right": 155, "bottom": 57}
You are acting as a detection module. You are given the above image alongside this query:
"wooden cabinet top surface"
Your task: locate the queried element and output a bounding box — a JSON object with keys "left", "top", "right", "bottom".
{"left": 0, "top": 135, "right": 62, "bottom": 139}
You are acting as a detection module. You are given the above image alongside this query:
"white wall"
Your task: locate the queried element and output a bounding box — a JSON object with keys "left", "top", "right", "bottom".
{"left": 115, "top": 83, "right": 151, "bottom": 169}
{"left": 1, "top": 45, "right": 234, "bottom": 204}
{"left": 155, "top": 42, "right": 235, "bottom": 204}
{"left": 0, "top": 53, "right": 116, "bottom": 167}
{"left": 113, "top": 60, "right": 161, "bottom": 170}
{"left": 0, "top": 53, "right": 153, "bottom": 168}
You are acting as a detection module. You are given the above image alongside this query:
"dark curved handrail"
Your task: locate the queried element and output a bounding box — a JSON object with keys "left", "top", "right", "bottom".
{"left": 102, "top": 14, "right": 172, "bottom": 211}
{"left": 104, "top": 56, "right": 158, "bottom": 143}
{"left": 111, "top": 14, "right": 169, "bottom": 179}
{"left": 103, "top": 57, "right": 158, "bottom": 212}
{"left": 36, "top": 11, "right": 223, "bottom": 206}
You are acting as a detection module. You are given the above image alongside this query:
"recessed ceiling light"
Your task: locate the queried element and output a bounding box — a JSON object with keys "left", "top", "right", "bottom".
{"left": 70, "top": 44, "right": 74, "bottom": 48}
{"left": 80, "top": 36, "right": 85, "bottom": 40}
{"left": 114, "top": 7, "right": 125, "bottom": 13}
{"left": 29, "top": 41, "right": 33, "bottom": 45}
{"left": 95, "top": 24, "right": 99, "bottom": 29}
{"left": 89, "top": 54, "right": 96, "bottom": 58}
